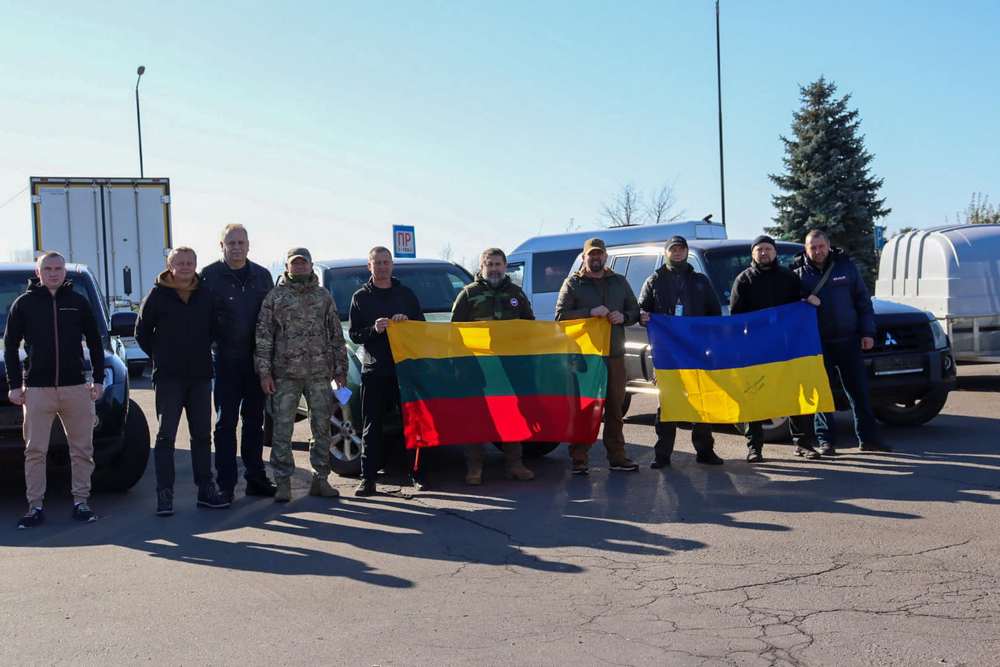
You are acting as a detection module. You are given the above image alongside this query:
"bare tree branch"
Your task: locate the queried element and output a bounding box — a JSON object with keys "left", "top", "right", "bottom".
{"left": 602, "top": 183, "right": 641, "bottom": 228}
{"left": 646, "top": 183, "right": 684, "bottom": 225}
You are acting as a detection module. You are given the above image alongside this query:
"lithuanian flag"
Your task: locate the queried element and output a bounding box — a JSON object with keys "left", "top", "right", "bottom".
{"left": 649, "top": 302, "right": 835, "bottom": 423}
{"left": 387, "top": 318, "right": 611, "bottom": 448}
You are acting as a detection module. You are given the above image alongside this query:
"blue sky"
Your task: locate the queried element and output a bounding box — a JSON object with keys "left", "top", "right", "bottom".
{"left": 1, "top": 1, "right": 998, "bottom": 268}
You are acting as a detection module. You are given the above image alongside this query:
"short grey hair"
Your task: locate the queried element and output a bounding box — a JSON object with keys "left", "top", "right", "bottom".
{"left": 220, "top": 223, "right": 248, "bottom": 242}
{"left": 167, "top": 246, "right": 197, "bottom": 264}
{"left": 368, "top": 246, "right": 392, "bottom": 260}
{"left": 36, "top": 251, "right": 66, "bottom": 267}
{"left": 804, "top": 228, "right": 830, "bottom": 244}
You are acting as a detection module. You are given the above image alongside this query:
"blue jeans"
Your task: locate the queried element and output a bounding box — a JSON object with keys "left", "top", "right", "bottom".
{"left": 815, "top": 338, "right": 882, "bottom": 447}
{"left": 213, "top": 355, "right": 267, "bottom": 491}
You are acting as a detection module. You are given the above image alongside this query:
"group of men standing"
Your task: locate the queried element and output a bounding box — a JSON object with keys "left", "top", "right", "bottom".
{"left": 6, "top": 222, "right": 889, "bottom": 529}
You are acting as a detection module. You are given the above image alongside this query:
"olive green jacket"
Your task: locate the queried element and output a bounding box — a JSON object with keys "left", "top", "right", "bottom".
{"left": 554, "top": 268, "right": 639, "bottom": 357}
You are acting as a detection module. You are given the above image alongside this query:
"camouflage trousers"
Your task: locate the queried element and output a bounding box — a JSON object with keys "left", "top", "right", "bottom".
{"left": 269, "top": 377, "right": 332, "bottom": 480}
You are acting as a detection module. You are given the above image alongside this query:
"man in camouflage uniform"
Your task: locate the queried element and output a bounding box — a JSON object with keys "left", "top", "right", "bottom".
{"left": 255, "top": 247, "right": 347, "bottom": 502}
{"left": 451, "top": 247, "right": 535, "bottom": 485}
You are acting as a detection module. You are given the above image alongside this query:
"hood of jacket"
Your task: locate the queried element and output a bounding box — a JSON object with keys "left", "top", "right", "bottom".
{"left": 791, "top": 246, "right": 846, "bottom": 271}
{"left": 276, "top": 271, "right": 319, "bottom": 291}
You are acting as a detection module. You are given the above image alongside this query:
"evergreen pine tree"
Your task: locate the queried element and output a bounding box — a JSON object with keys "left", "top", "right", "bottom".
{"left": 768, "top": 77, "right": 890, "bottom": 287}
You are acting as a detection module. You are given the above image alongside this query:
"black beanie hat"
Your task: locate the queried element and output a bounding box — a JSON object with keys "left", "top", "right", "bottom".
{"left": 751, "top": 235, "right": 776, "bottom": 250}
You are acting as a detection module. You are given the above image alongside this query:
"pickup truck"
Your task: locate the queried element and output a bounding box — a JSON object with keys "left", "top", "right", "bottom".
{"left": 0, "top": 263, "right": 150, "bottom": 491}
{"left": 569, "top": 239, "right": 957, "bottom": 440}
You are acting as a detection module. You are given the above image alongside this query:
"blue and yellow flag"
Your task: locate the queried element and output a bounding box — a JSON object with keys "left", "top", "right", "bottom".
{"left": 649, "top": 302, "right": 835, "bottom": 423}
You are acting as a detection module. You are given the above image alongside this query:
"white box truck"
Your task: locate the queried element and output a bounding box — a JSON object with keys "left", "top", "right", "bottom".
{"left": 30, "top": 177, "right": 173, "bottom": 377}
{"left": 30, "top": 176, "right": 172, "bottom": 310}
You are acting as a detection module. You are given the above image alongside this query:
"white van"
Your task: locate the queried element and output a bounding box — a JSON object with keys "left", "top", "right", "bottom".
{"left": 507, "top": 220, "right": 727, "bottom": 320}
{"left": 876, "top": 223, "right": 1000, "bottom": 362}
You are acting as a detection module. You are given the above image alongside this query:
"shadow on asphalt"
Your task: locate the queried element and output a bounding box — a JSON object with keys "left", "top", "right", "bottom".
{"left": 2, "top": 387, "right": 998, "bottom": 583}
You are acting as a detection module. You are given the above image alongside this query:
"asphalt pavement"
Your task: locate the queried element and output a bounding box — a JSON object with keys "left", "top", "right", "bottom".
{"left": 2, "top": 366, "right": 999, "bottom": 666}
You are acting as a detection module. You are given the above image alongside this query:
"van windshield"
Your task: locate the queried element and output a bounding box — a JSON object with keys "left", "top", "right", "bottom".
{"left": 0, "top": 271, "right": 108, "bottom": 338}
{"left": 324, "top": 264, "right": 473, "bottom": 320}
{"left": 701, "top": 244, "right": 802, "bottom": 305}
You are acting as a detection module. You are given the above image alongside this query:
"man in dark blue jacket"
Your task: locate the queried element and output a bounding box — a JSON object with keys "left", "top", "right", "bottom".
{"left": 200, "top": 224, "right": 276, "bottom": 501}
{"left": 791, "top": 229, "right": 889, "bottom": 454}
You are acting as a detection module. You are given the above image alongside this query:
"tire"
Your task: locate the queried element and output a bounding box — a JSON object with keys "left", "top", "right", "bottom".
{"left": 329, "top": 405, "right": 363, "bottom": 477}
{"left": 873, "top": 387, "right": 950, "bottom": 426}
{"left": 492, "top": 441, "right": 560, "bottom": 458}
{"left": 621, "top": 392, "right": 633, "bottom": 417}
{"left": 92, "top": 399, "right": 151, "bottom": 492}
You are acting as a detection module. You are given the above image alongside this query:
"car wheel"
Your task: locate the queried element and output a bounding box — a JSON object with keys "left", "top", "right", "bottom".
{"left": 621, "top": 393, "right": 633, "bottom": 417}
{"left": 873, "top": 388, "right": 950, "bottom": 426}
{"left": 329, "top": 405, "right": 363, "bottom": 477}
{"left": 92, "top": 399, "right": 151, "bottom": 492}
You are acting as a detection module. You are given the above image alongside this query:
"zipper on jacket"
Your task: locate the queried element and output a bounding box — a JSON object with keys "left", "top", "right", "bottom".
{"left": 51, "top": 294, "right": 60, "bottom": 386}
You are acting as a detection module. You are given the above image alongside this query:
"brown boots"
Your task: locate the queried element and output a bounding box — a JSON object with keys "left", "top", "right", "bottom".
{"left": 464, "top": 443, "right": 534, "bottom": 484}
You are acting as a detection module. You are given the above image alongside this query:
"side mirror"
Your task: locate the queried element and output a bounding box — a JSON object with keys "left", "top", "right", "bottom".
{"left": 111, "top": 311, "right": 138, "bottom": 338}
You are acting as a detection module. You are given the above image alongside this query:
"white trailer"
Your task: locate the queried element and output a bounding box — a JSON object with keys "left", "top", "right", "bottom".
{"left": 30, "top": 177, "right": 172, "bottom": 310}
{"left": 876, "top": 223, "right": 1000, "bottom": 362}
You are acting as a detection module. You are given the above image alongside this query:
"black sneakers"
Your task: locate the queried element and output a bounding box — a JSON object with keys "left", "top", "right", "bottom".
{"left": 354, "top": 479, "right": 376, "bottom": 497}
{"left": 571, "top": 462, "right": 590, "bottom": 476}
{"left": 816, "top": 443, "right": 837, "bottom": 456}
{"left": 795, "top": 444, "right": 823, "bottom": 459}
{"left": 196, "top": 483, "right": 231, "bottom": 509}
{"left": 156, "top": 489, "right": 174, "bottom": 517}
{"left": 650, "top": 458, "right": 671, "bottom": 469}
{"left": 609, "top": 458, "right": 640, "bottom": 472}
{"left": 16, "top": 507, "right": 44, "bottom": 529}
{"left": 746, "top": 449, "right": 764, "bottom": 463}
{"left": 72, "top": 502, "right": 98, "bottom": 523}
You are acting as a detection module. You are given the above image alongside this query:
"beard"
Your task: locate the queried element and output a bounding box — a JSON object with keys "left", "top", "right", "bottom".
{"left": 486, "top": 274, "right": 503, "bottom": 287}
{"left": 587, "top": 258, "right": 605, "bottom": 273}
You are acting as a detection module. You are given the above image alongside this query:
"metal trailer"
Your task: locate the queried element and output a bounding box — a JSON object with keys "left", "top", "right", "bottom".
{"left": 30, "top": 176, "right": 172, "bottom": 311}
{"left": 876, "top": 223, "right": 1000, "bottom": 362}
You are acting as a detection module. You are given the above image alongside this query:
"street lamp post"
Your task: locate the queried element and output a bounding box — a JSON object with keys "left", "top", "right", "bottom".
{"left": 715, "top": 1, "right": 726, "bottom": 226}
{"left": 135, "top": 65, "right": 146, "bottom": 178}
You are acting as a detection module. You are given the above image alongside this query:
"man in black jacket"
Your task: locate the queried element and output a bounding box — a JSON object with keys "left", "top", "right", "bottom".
{"left": 199, "top": 224, "right": 276, "bottom": 501}
{"left": 4, "top": 252, "right": 104, "bottom": 529}
{"left": 730, "top": 235, "right": 820, "bottom": 462}
{"left": 137, "top": 247, "right": 229, "bottom": 516}
{"left": 639, "top": 236, "right": 725, "bottom": 468}
{"left": 791, "top": 229, "right": 888, "bottom": 454}
{"left": 348, "top": 247, "right": 425, "bottom": 496}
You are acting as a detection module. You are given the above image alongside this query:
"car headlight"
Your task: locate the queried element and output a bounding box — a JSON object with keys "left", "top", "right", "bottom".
{"left": 929, "top": 318, "right": 948, "bottom": 350}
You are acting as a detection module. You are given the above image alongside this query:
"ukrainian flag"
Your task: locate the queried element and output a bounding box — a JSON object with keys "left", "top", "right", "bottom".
{"left": 649, "top": 302, "right": 835, "bottom": 423}
{"left": 388, "top": 318, "right": 611, "bottom": 448}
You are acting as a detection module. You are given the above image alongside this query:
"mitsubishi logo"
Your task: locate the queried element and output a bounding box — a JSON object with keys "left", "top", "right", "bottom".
{"left": 884, "top": 331, "right": 898, "bottom": 347}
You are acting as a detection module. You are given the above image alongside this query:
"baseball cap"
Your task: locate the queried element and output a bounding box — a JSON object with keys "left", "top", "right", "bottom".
{"left": 583, "top": 238, "right": 606, "bottom": 255}
{"left": 665, "top": 235, "right": 688, "bottom": 250}
{"left": 286, "top": 247, "right": 312, "bottom": 262}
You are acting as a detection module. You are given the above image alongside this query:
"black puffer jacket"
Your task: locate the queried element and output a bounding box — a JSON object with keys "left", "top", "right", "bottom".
{"left": 199, "top": 259, "right": 273, "bottom": 360}
{"left": 348, "top": 277, "right": 424, "bottom": 376}
{"left": 638, "top": 263, "right": 722, "bottom": 318}
{"left": 729, "top": 262, "right": 802, "bottom": 314}
{"left": 790, "top": 248, "right": 875, "bottom": 342}
{"left": 135, "top": 273, "right": 215, "bottom": 381}
{"left": 2, "top": 278, "right": 105, "bottom": 388}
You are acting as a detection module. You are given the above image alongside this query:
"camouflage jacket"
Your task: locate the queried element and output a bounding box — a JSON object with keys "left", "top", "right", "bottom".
{"left": 255, "top": 273, "right": 347, "bottom": 380}
{"left": 451, "top": 274, "right": 535, "bottom": 322}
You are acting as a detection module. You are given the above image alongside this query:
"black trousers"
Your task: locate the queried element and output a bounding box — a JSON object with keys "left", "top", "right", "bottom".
{"left": 153, "top": 377, "right": 213, "bottom": 491}
{"left": 213, "top": 355, "right": 267, "bottom": 491}
{"left": 815, "top": 338, "right": 882, "bottom": 447}
{"left": 745, "top": 415, "right": 816, "bottom": 450}
{"left": 360, "top": 373, "right": 402, "bottom": 482}
{"left": 654, "top": 408, "right": 715, "bottom": 461}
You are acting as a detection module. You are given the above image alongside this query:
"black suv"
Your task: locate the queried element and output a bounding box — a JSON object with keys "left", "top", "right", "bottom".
{"left": 572, "top": 240, "right": 957, "bottom": 440}
{"left": 0, "top": 263, "right": 150, "bottom": 490}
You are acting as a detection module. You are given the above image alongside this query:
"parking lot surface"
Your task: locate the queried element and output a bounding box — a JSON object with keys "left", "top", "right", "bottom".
{"left": 2, "top": 366, "right": 999, "bottom": 666}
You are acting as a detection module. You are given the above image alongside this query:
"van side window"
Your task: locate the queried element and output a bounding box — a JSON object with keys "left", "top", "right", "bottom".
{"left": 624, "top": 254, "right": 657, "bottom": 297}
{"left": 532, "top": 249, "right": 581, "bottom": 294}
